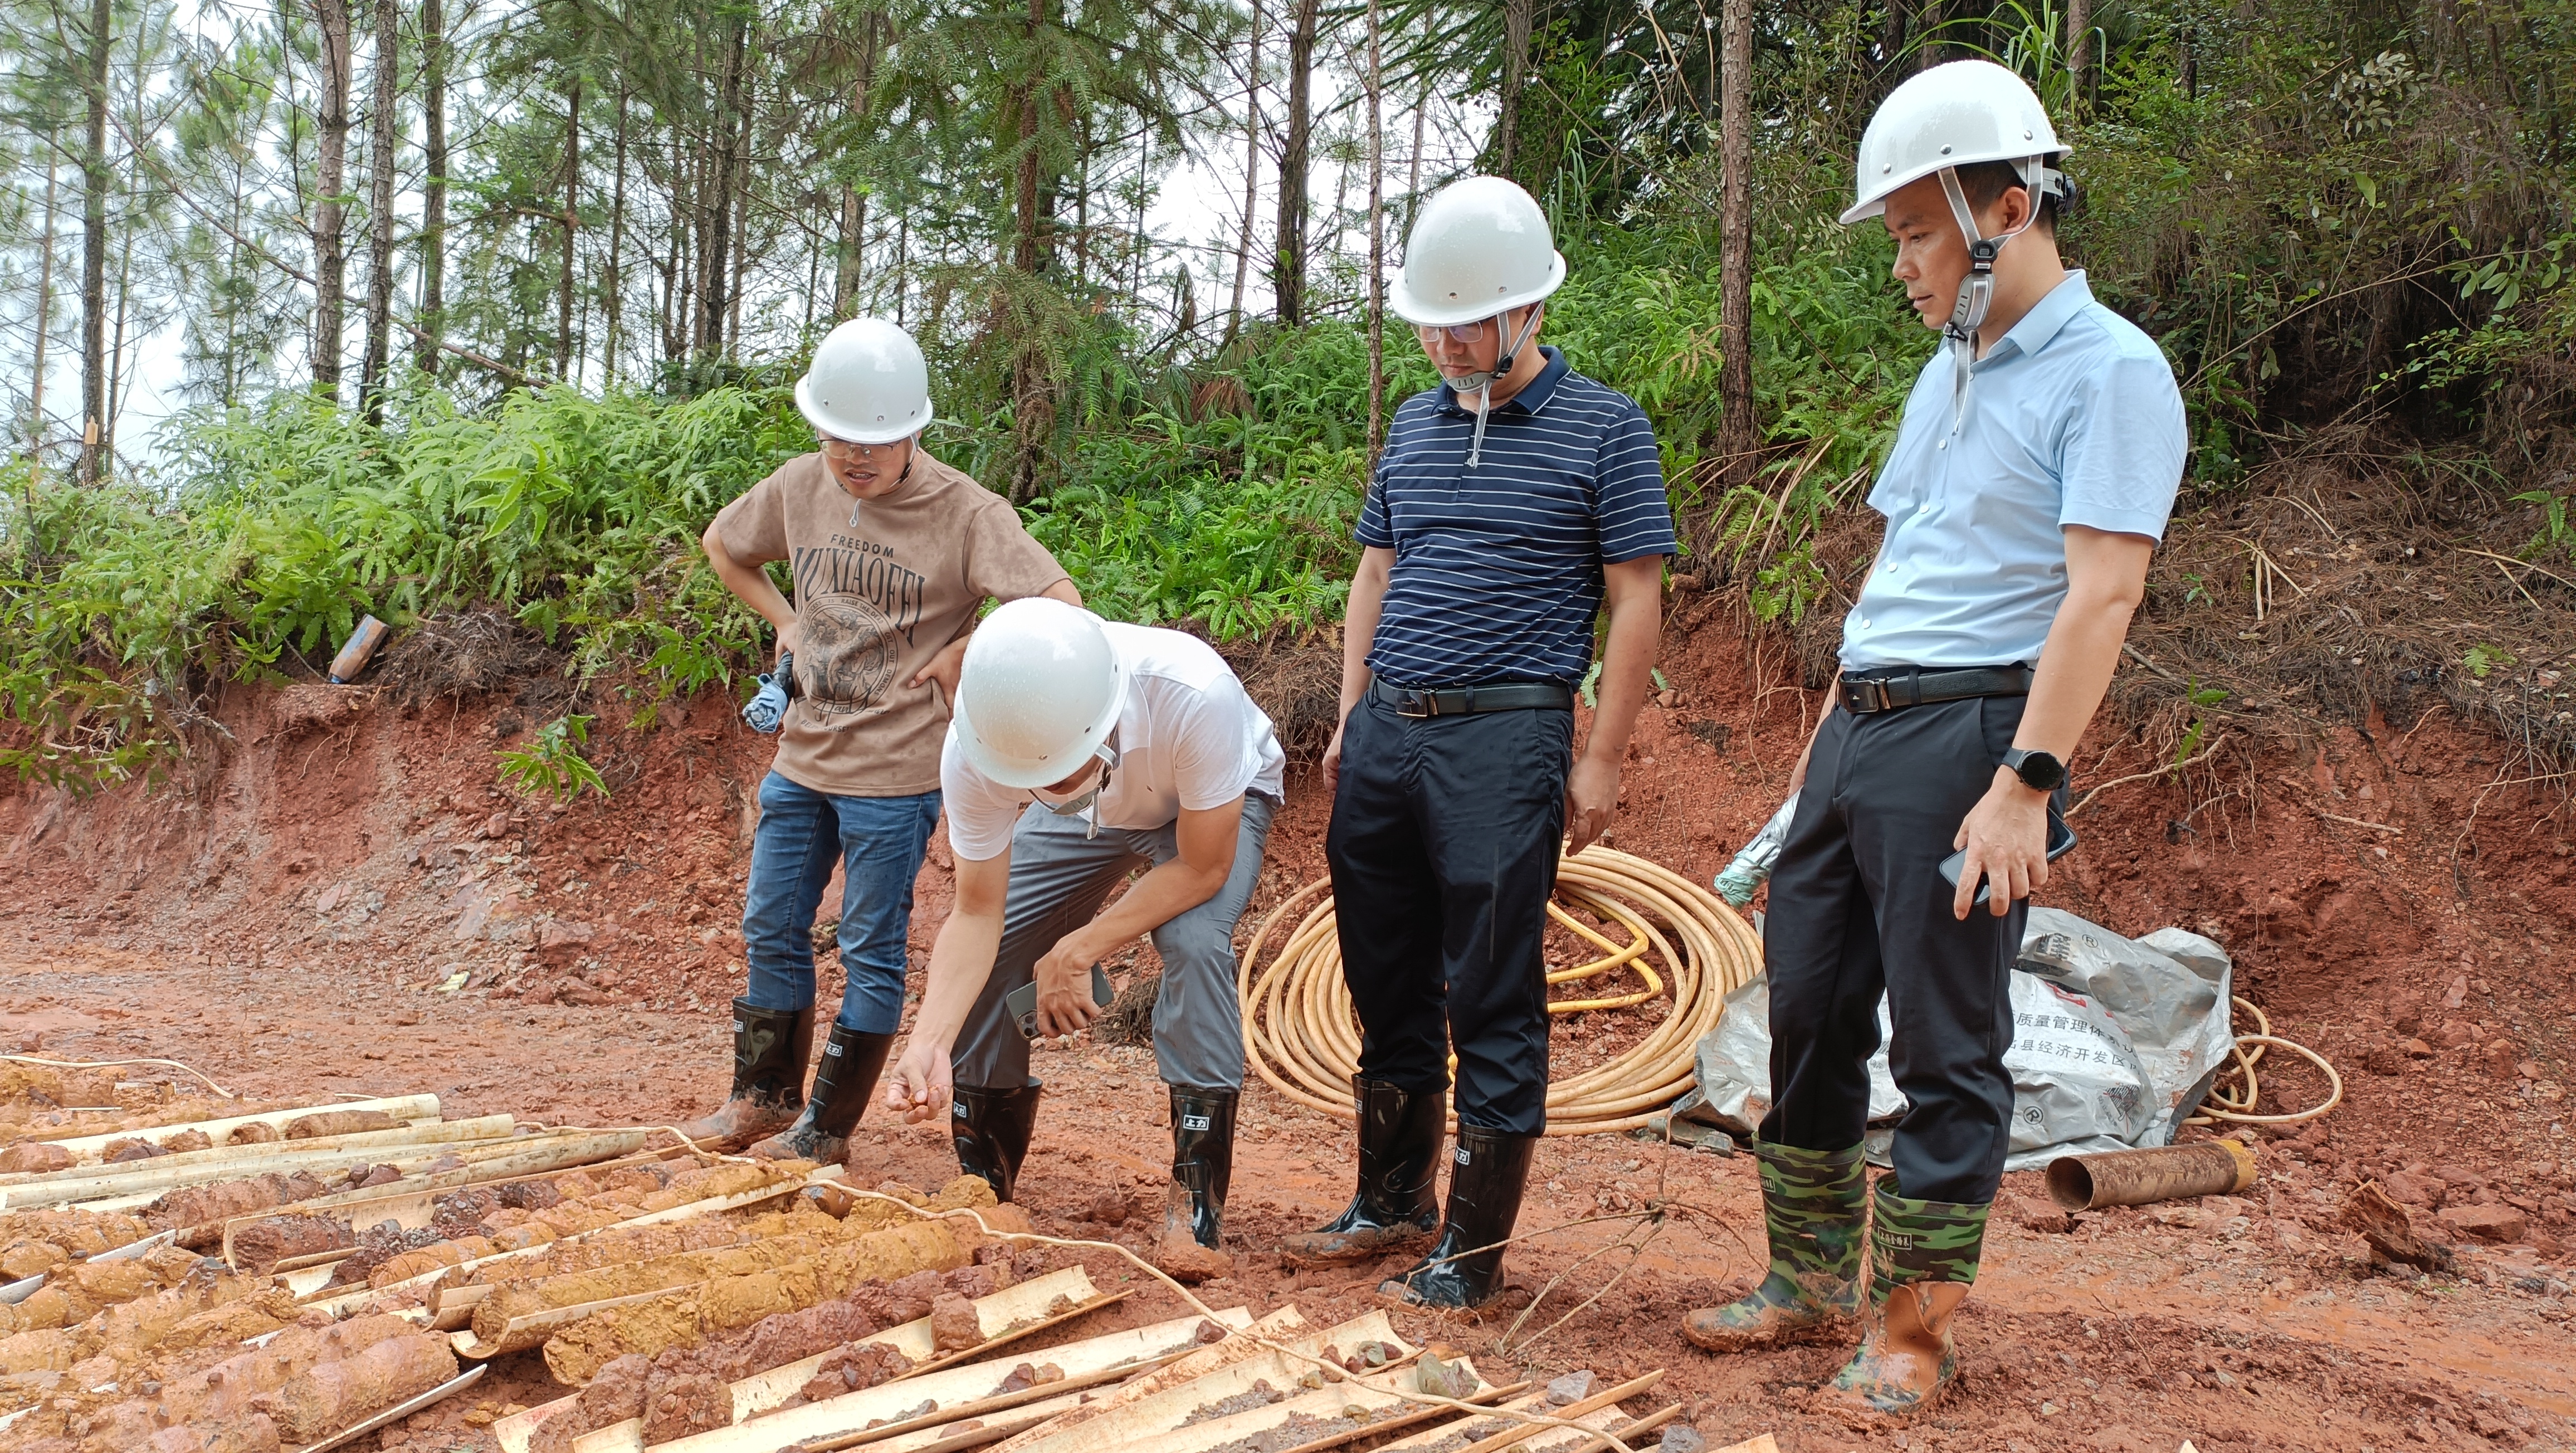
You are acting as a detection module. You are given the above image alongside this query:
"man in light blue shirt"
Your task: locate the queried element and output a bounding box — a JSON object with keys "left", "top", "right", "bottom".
{"left": 1682, "top": 62, "right": 2185, "bottom": 1424}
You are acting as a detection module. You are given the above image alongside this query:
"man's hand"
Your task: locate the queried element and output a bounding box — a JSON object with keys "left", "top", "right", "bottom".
{"left": 1564, "top": 757, "right": 1620, "bottom": 856}
{"left": 882, "top": 1037, "right": 955, "bottom": 1124}
{"left": 1950, "top": 768, "right": 2051, "bottom": 919}
{"left": 1322, "top": 718, "right": 1349, "bottom": 792}
{"left": 1031, "top": 939, "right": 1104, "bottom": 1036}
{"left": 775, "top": 624, "right": 800, "bottom": 671}
{"left": 911, "top": 635, "right": 970, "bottom": 699}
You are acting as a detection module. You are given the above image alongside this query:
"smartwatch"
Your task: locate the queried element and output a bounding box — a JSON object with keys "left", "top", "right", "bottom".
{"left": 2001, "top": 748, "right": 2066, "bottom": 793}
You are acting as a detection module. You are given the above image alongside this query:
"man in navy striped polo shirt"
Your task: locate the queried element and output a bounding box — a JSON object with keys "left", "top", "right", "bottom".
{"left": 1279, "top": 176, "right": 1674, "bottom": 1309}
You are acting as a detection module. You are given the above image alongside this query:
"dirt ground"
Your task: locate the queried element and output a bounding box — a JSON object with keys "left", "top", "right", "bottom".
{"left": 3, "top": 613, "right": 2572, "bottom": 1452}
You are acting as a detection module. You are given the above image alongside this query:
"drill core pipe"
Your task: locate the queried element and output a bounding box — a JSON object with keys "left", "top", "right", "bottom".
{"left": 2043, "top": 1138, "right": 2260, "bottom": 1211}
{"left": 1239, "top": 846, "right": 1762, "bottom": 1136}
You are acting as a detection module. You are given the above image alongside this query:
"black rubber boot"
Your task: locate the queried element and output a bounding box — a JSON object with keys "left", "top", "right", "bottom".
{"left": 1281, "top": 1077, "right": 1445, "bottom": 1265}
{"left": 675, "top": 1001, "right": 813, "bottom": 1150}
{"left": 1380, "top": 1124, "right": 1535, "bottom": 1309}
{"left": 1151, "top": 1086, "right": 1238, "bottom": 1281}
{"left": 951, "top": 1080, "right": 1043, "bottom": 1202}
{"left": 748, "top": 1022, "right": 894, "bottom": 1166}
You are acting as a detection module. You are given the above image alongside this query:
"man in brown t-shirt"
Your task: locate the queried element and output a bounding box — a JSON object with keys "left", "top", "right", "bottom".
{"left": 679, "top": 316, "right": 1077, "bottom": 1166}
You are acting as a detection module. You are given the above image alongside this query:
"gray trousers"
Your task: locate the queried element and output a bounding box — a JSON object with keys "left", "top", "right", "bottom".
{"left": 952, "top": 793, "right": 1276, "bottom": 1094}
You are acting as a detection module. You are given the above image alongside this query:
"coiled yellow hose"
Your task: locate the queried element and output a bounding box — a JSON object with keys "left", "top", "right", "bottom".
{"left": 1238, "top": 846, "right": 1763, "bottom": 1136}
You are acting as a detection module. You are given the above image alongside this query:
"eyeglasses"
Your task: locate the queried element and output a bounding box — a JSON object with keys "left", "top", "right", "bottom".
{"left": 1032, "top": 739, "right": 1119, "bottom": 838}
{"left": 817, "top": 435, "right": 901, "bottom": 460}
{"left": 1413, "top": 320, "right": 1495, "bottom": 345}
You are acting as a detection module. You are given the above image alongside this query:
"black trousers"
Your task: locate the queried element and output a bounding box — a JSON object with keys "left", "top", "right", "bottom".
{"left": 1757, "top": 694, "right": 2062, "bottom": 1205}
{"left": 1326, "top": 694, "right": 1573, "bottom": 1136}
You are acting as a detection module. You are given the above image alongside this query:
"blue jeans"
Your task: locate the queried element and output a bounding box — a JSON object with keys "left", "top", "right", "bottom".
{"left": 741, "top": 772, "right": 941, "bottom": 1035}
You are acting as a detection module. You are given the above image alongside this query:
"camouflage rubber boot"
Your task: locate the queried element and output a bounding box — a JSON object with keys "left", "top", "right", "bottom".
{"left": 1816, "top": 1175, "right": 1990, "bottom": 1426}
{"left": 1681, "top": 1139, "right": 1865, "bottom": 1353}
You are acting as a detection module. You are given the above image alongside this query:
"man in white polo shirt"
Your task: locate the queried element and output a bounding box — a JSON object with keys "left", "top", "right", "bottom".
{"left": 1681, "top": 61, "right": 2184, "bottom": 1425}
{"left": 881, "top": 599, "right": 1284, "bottom": 1281}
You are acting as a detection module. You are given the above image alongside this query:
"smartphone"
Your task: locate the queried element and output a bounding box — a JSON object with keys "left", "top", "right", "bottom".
{"left": 1938, "top": 815, "right": 2077, "bottom": 906}
{"left": 1006, "top": 965, "right": 1118, "bottom": 1040}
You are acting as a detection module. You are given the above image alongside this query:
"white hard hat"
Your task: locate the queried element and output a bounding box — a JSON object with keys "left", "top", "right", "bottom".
{"left": 795, "top": 316, "right": 935, "bottom": 445}
{"left": 1841, "top": 60, "right": 2067, "bottom": 226}
{"left": 1388, "top": 175, "right": 1567, "bottom": 328}
{"left": 953, "top": 599, "right": 1127, "bottom": 790}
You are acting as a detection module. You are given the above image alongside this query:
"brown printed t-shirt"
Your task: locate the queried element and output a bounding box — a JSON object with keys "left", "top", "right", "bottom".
{"left": 713, "top": 451, "right": 1070, "bottom": 797}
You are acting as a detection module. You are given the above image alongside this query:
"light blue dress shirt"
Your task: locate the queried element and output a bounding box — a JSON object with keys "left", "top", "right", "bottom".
{"left": 1840, "top": 271, "right": 2186, "bottom": 672}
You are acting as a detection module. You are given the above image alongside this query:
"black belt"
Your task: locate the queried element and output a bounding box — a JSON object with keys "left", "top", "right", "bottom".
{"left": 1372, "top": 678, "right": 1573, "bottom": 718}
{"left": 1838, "top": 666, "right": 2033, "bottom": 715}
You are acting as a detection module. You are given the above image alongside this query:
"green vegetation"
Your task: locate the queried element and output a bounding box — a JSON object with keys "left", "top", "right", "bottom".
{"left": 4, "top": 0, "right": 2573, "bottom": 788}
{"left": 496, "top": 713, "right": 610, "bottom": 801}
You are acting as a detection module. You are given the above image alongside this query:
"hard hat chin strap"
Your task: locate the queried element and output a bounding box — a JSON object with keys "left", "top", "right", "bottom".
{"left": 1460, "top": 305, "right": 1545, "bottom": 470}
{"left": 1936, "top": 160, "right": 2051, "bottom": 431}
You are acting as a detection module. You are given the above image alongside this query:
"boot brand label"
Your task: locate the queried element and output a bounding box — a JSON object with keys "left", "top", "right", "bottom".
{"left": 1181, "top": 1114, "right": 1212, "bottom": 1132}
{"left": 952, "top": 1101, "right": 968, "bottom": 1117}
{"left": 1453, "top": 1147, "right": 1472, "bottom": 1164}
{"left": 824, "top": 1042, "right": 844, "bottom": 1057}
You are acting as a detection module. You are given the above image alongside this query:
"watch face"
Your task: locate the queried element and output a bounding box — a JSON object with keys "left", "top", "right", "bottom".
{"left": 2013, "top": 751, "right": 2066, "bottom": 790}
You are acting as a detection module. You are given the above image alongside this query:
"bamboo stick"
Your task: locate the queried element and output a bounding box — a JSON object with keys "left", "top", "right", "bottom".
{"left": 783, "top": 1358, "right": 1188, "bottom": 1453}
{"left": 309, "top": 1156, "right": 809, "bottom": 1316}
{"left": 1450, "top": 1372, "right": 1663, "bottom": 1453}
{"left": 494, "top": 1278, "right": 1209, "bottom": 1453}
{"left": 664, "top": 1266, "right": 1099, "bottom": 1419}
{"left": 1082, "top": 1354, "right": 1490, "bottom": 1453}
{"left": 226, "top": 1144, "right": 696, "bottom": 1265}
{"left": 289, "top": 1363, "right": 487, "bottom": 1453}
{"left": 1254, "top": 1382, "right": 1530, "bottom": 1453}
{"left": 0, "top": 1115, "right": 518, "bottom": 1207}
{"left": 69, "top": 1128, "right": 601, "bottom": 1214}
{"left": 980, "top": 1305, "right": 1309, "bottom": 1453}
{"left": 28, "top": 1094, "right": 440, "bottom": 1161}
{"left": 995, "top": 1310, "right": 1408, "bottom": 1453}
{"left": 620, "top": 1307, "right": 1260, "bottom": 1453}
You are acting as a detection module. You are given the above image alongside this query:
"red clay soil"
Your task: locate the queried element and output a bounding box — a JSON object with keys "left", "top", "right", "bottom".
{"left": 3, "top": 614, "right": 2572, "bottom": 1452}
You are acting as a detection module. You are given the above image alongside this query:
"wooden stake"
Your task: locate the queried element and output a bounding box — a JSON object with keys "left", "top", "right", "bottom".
{"left": 31, "top": 1094, "right": 440, "bottom": 1160}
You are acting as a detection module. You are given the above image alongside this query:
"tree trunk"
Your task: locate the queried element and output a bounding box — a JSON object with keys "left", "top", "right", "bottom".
{"left": 694, "top": 17, "right": 749, "bottom": 364}
{"left": 1364, "top": 0, "right": 1384, "bottom": 457}
{"left": 1223, "top": 0, "right": 1262, "bottom": 347}
{"left": 312, "top": 0, "right": 353, "bottom": 402}
{"left": 1879, "top": 0, "right": 1909, "bottom": 86}
{"left": 2063, "top": 0, "right": 2089, "bottom": 116}
{"left": 417, "top": 0, "right": 445, "bottom": 378}
{"left": 833, "top": 12, "right": 882, "bottom": 319}
{"left": 604, "top": 87, "right": 627, "bottom": 386}
{"left": 1497, "top": 0, "right": 1531, "bottom": 181}
{"left": 77, "top": 0, "right": 110, "bottom": 482}
{"left": 1012, "top": 0, "right": 1047, "bottom": 275}
{"left": 1007, "top": 0, "right": 1053, "bottom": 504}
{"left": 1917, "top": 0, "right": 1943, "bottom": 69}
{"left": 360, "top": 0, "right": 398, "bottom": 415}
{"left": 557, "top": 76, "right": 580, "bottom": 381}
{"left": 30, "top": 138, "right": 59, "bottom": 467}
{"left": 1272, "top": 0, "right": 1320, "bottom": 328}
{"left": 1717, "top": 0, "right": 1757, "bottom": 487}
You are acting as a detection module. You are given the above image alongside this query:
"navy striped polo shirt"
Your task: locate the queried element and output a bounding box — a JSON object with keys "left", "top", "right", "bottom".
{"left": 1357, "top": 347, "right": 1675, "bottom": 688}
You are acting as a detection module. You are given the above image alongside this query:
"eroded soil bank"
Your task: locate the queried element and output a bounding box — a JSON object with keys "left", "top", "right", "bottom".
{"left": 4, "top": 615, "right": 2572, "bottom": 1451}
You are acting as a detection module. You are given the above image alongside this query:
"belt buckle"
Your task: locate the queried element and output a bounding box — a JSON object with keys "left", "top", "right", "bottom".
{"left": 1847, "top": 679, "right": 1888, "bottom": 714}
{"left": 1394, "top": 688, "right": 1437, "bottom": 719}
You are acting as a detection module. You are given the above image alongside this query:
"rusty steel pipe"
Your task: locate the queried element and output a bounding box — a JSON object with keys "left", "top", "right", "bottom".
{"left": 2045, "top": 1139, "right": 2259, "bottom": 1211}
